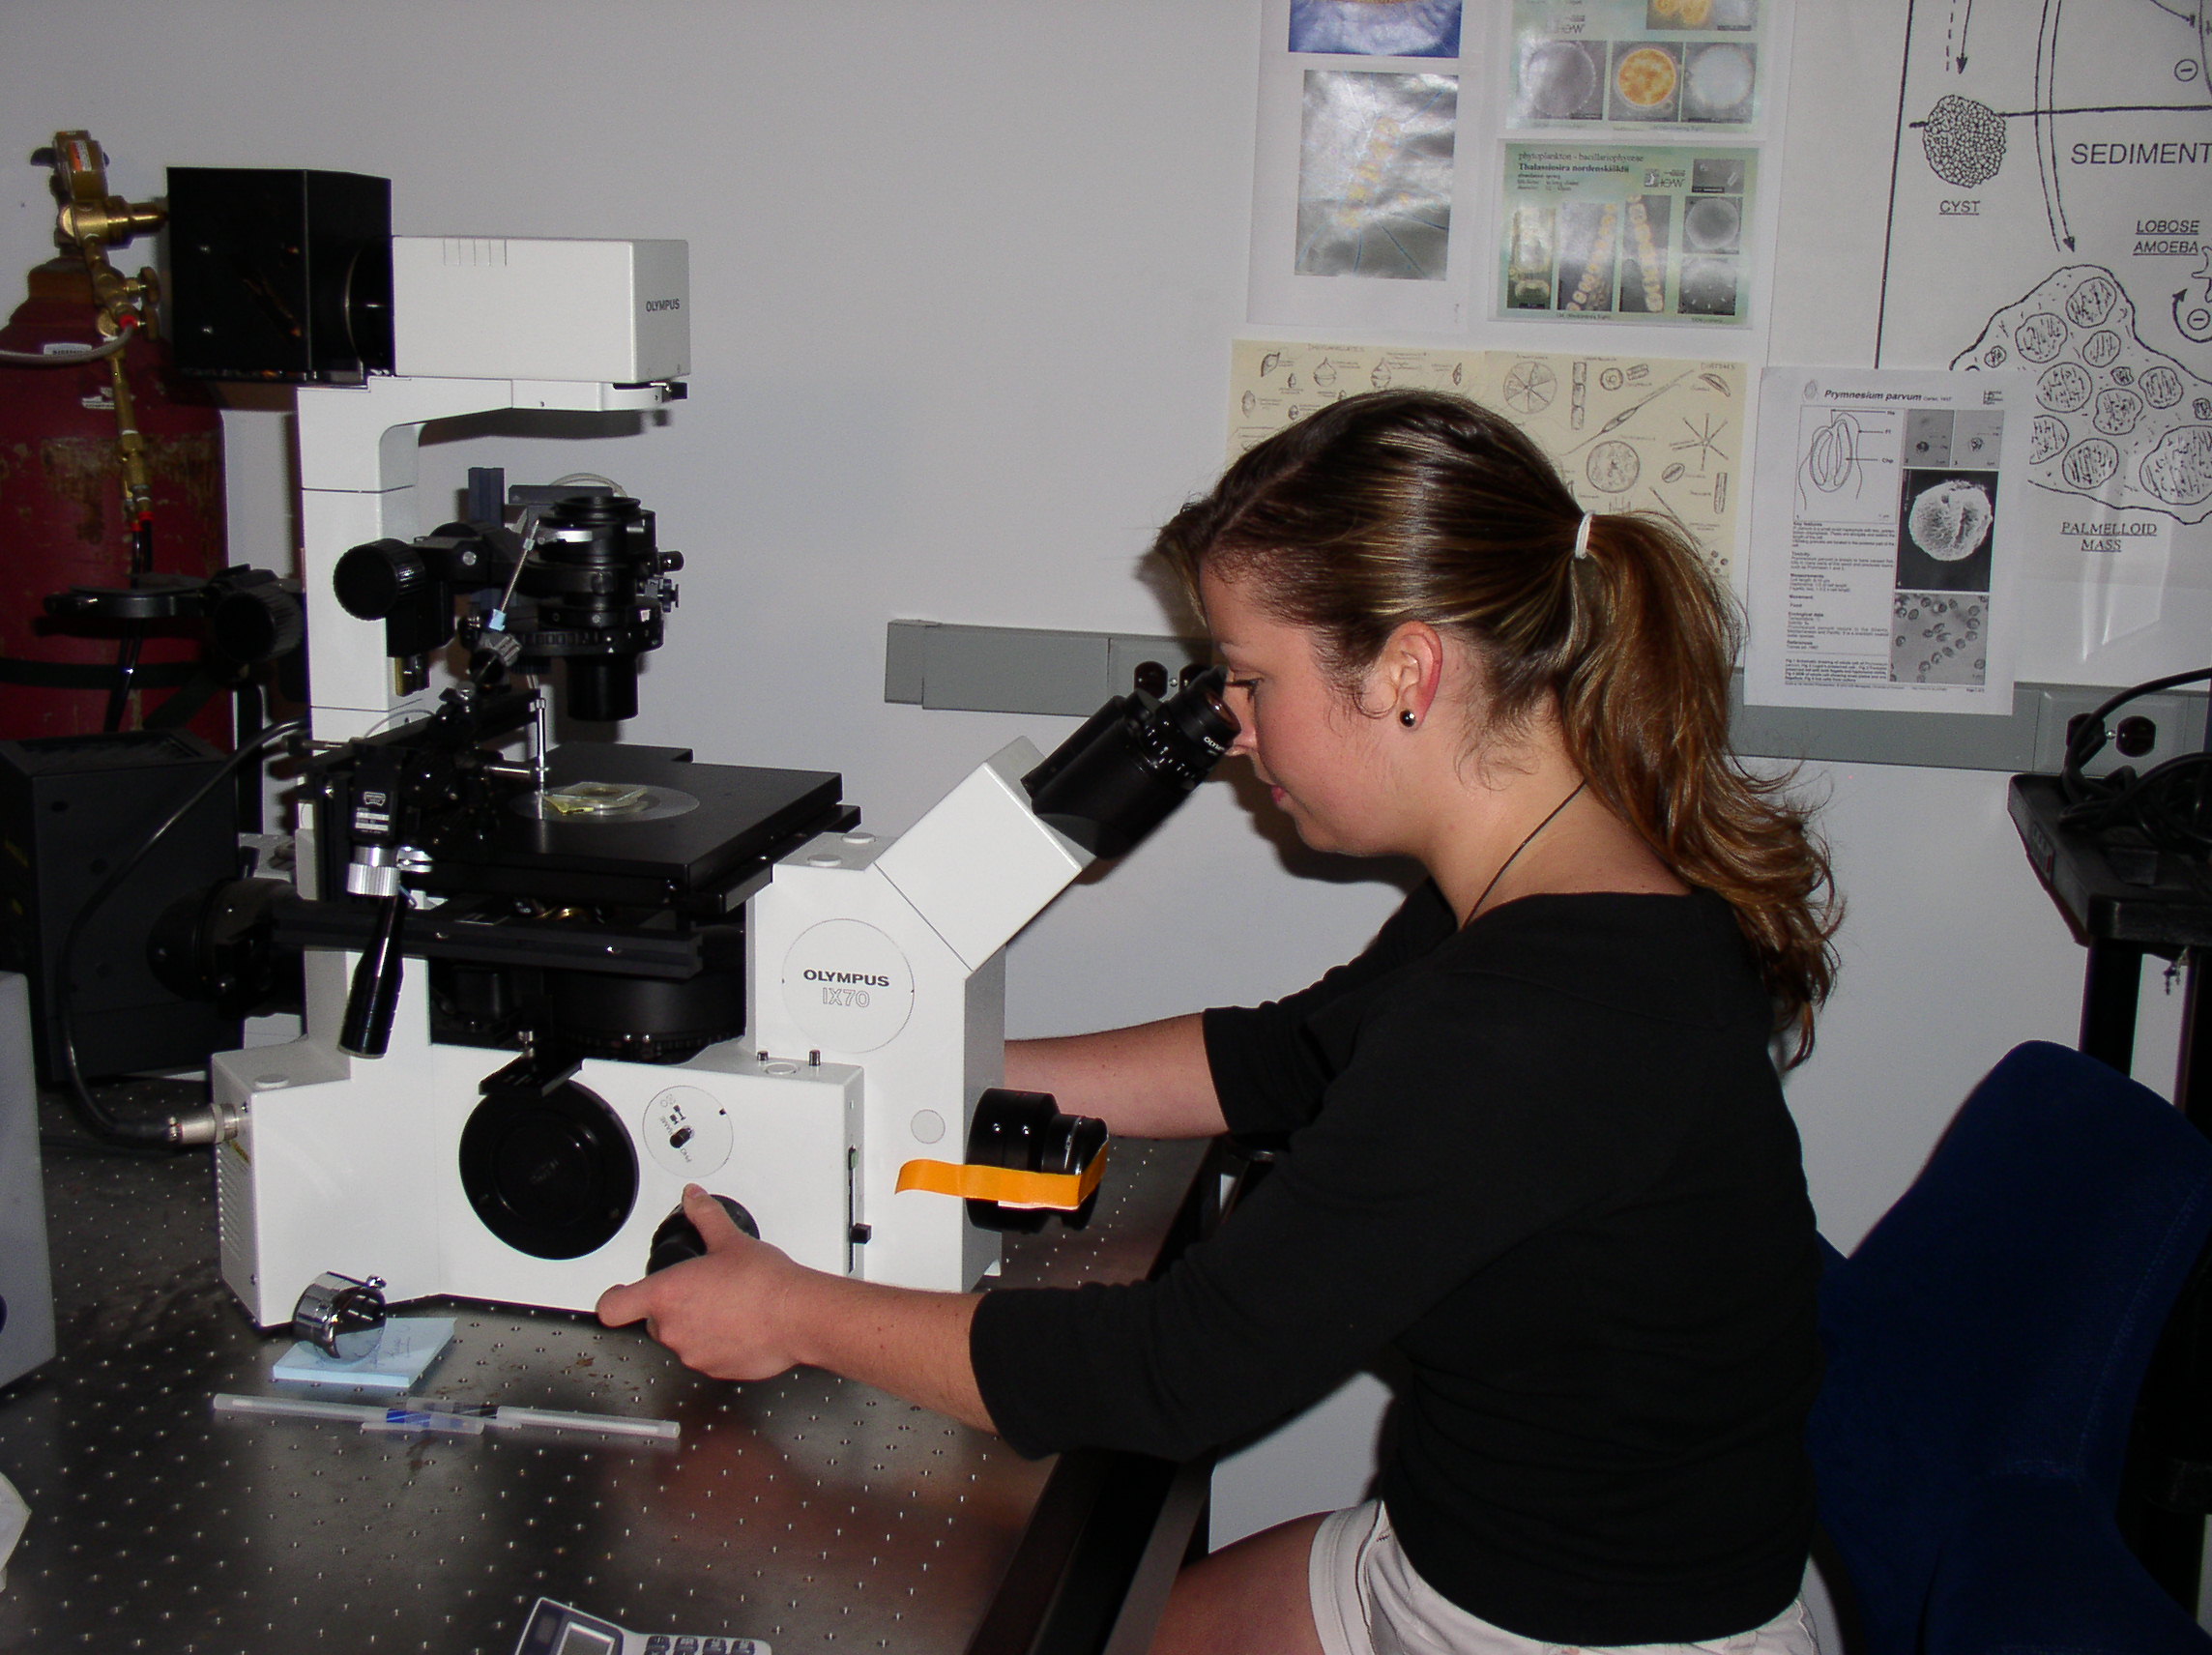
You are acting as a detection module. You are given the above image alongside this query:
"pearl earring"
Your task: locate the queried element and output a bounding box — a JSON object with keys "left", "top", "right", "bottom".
{"left": 1400, "top": 709, "right": 1417, "bottom": 729}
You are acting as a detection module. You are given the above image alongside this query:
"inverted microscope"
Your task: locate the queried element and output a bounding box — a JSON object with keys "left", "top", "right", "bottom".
{"left": 155, "top": 168, "right": 1236, "bottom": 1329}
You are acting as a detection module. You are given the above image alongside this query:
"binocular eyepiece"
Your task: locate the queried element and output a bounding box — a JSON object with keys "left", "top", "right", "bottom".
{"left": 1025, "top": 665, "right": 1239, "bottom": 860}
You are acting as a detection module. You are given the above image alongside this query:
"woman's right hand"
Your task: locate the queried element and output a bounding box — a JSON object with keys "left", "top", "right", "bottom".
{"left": 1004, "top": 1013, "right": 1229, "bottom": 1139}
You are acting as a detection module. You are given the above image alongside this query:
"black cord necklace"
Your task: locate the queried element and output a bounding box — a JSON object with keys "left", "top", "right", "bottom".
{"left": 1465, "top": 779, "right": 1586, "bottom": 925}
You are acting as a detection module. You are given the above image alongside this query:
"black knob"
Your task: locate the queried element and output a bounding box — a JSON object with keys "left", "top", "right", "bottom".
{"left": 210, "top": 580, "right": 305, "bottom": 663}
{"left": 334, "top": 539, "right": 428, "bottom": 621}
{"left": 646, "top": 1194, "right": 759, "bottom": 1273}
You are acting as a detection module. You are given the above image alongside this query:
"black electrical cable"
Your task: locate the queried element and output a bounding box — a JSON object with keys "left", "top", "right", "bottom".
{"left": 2057, "top": 666, "right": 2212, "bottom": 858}
{"left": 54, "top": 718, "right": 304, "bottom": 1147}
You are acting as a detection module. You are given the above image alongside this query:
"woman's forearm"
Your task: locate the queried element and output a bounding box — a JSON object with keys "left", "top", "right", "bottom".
{"left": 1005, "top": 1013, "right": 1227, "bottom": 1138}
{"left": 780, "top": 1273, "right": 994, "bottom": 1432}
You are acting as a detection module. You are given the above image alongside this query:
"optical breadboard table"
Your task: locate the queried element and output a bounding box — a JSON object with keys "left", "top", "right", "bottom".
{"left": 0, "top": 1089, "right": 1213, "bottom": 1655}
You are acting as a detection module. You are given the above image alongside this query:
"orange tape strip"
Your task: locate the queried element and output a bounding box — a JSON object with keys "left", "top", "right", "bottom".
{"left": 894, "top": 1145, "right": 1111, "bottom": 1211}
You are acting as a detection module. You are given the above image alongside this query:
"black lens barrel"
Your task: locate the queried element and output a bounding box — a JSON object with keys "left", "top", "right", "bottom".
{"left": 1025, "top": 666, "right": 1237, "bottom": 859}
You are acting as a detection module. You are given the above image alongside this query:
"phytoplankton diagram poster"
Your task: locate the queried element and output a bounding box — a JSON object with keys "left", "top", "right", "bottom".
{"left": 1748, "top": 368, "right": 2028, "bottom": 712}
{"left": 1230, "top": 340, "right": 1747, "bottom": 576}
{"left": 1873, "top": 0, "right": 2212, "bottom": 682}
{"left": 1499, "top": 145, "right": 1758, "bottom": 323}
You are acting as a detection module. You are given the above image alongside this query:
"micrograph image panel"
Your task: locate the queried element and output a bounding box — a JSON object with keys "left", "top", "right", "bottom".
{"left": 1297, "top": 72, "right": 1459, "bottom": 280}
{"left": 1892, "top": 591, "right": 1988, "bottom": 685}
{"left": 1557, "top": 201, "right": 1621, "bottom": 311}
{"left": 1646, "top": 0, "right": 1761, "bottom": 29}
{"left": 1505, "top": 205, "right": 1558, "bottom": 309}
{"left": 1894, "top": 466, "right": 1999, "bottom": 593}
{"left": 1519, "top": 38, "right": 1606, "bottom": 122}
{"left": 1291, "top": 0, "right": 1464, "bottom": 58}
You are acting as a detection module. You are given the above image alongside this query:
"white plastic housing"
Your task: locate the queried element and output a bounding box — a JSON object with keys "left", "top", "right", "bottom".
{"left": 747, "top": 740, "right": 1094, "bottom": 1292}
{"left": 214, "top": 950, "right": 859, "bottom": 1329}
{"left": 392, "top": 237, "right": 690, "bottom": 383}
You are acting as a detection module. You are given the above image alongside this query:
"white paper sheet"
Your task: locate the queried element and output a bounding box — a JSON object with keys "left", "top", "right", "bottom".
{"left": 1747, "top": 366, "right": 2029, "bottom": 712}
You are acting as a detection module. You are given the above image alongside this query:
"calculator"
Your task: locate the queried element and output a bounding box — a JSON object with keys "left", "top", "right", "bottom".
{"left": 512, "top": 1597, "right": 771, "bottom": 1655}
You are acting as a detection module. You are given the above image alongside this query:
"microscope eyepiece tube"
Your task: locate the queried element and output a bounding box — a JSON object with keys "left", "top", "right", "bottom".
{"left": 1024, "top": 666, "right": 1237, "bottom": 859}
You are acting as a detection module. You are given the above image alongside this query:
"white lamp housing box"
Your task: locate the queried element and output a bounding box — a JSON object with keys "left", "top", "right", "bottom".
{"left": 391, "top": 237, "right": 689, "bottom": 383}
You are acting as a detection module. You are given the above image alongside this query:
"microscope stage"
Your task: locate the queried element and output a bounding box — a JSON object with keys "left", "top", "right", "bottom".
{"left": 456, "top": 742, "right": 846, "bottom": 903}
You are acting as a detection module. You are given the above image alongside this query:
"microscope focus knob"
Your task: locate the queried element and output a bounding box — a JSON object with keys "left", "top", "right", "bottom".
{"left": 334, "top": 538, "right": 429, "bottom": 621}
{"left": 210, "top": 578, "right": 306, "bottom": 664}
{"left": 645, "top": 1194, "right": 760, "bottom": 1274}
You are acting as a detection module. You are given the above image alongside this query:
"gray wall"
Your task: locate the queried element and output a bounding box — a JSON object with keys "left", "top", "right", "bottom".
{"left": 5, "top": 0, "right": 2173, "bottom": 1574}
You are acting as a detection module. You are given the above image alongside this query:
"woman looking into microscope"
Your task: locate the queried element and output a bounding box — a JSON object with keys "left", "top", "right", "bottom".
{"left": 599, "top": 390, "right": 1839, "bottom": 1655}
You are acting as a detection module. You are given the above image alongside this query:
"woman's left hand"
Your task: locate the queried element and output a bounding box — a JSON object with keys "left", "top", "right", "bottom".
{"left": 597, "top": 1184, "right": 804, "bottom": 1381}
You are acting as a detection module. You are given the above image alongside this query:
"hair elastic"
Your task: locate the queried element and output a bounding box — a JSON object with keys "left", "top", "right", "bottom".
{"left": 1573, "top": 513, "right": 1595, "bottom": 561}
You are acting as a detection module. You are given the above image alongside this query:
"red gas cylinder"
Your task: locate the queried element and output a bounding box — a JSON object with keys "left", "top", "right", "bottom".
{"left": 0, "top": 258, "right": 229, "bottom": 744}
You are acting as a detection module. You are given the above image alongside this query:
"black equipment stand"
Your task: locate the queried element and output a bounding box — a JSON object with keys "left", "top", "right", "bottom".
{"left": 2009, "top": 772, "right": 2212, "bottom": 1612}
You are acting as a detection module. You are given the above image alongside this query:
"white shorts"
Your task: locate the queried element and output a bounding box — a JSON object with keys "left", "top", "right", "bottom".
{"left": 1307, "top": 1502, "right": 1819, "bottom": 1655}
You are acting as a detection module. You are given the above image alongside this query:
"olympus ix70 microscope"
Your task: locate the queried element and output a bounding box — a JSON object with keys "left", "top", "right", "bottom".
{"left": 167, "top": 167, "right": 1236, "bottom": 1329}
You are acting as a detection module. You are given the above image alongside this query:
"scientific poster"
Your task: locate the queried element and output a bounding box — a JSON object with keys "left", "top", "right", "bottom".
{"left": 1296, "top": 72, "right": 1460, "bottom": 281}
{"left": 1871, "top": 0, "right": 2212, "bottom": 682}
{"left": 1249, "top": 0, "right": 1475, "bottom": 331}
{"left": 1499, "top": 144, "right": 1757, "bottom": 323}
{"left": 1747, "top": 367, "right": 2028, "bottom": 712}
{"left": 1508, "top": 0, "right": 1765, "bottom": 130}
{"left": 1231, "top": 340, "right": 1748, "bottom": 576}
{"left": 1291, "top": 0, "right": 1463, "bottom": 58}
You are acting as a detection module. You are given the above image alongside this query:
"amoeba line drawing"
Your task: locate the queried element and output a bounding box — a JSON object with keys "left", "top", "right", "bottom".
{"left": 1955, "top": 263, "right": 2212, "bottom": 523}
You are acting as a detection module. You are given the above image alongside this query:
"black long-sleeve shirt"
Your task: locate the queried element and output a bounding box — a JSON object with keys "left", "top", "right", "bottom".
{"left": 970, "top": 886, "right": 1820, "bottom": 1645}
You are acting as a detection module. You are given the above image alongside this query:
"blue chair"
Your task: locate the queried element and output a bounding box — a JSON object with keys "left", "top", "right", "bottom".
{"left": 1809, "top": 1041, "right": 2212, "bottom": 1654}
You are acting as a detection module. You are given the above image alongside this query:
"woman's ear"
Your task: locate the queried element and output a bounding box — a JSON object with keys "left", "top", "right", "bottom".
{"left": 1369, "top": 621, "right": 1446, "bottom": 724}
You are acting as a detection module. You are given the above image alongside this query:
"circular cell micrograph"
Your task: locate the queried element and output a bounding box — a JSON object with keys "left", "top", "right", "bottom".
{"left": 2139, "top": 426, "right": 2212, "bottom": 507}
{"left": 2197, "top": 397, "right": 2212, "bottom": 421}
{"left": 1678, "top": 258, "right": 1738, "bottom": 316}
{"left": 1586, "top": 440, "right": 1642, "bottom": 494}
{"left": 1921, "top": 96, "right": 2007, "bottom": 189}
{"left": 2030, "top": 414, "right": 2071, "bottom": 464}
{"left": 1502, "top": 360, "right": 1557, "bottom": 414}
{"left": 1906, "top": 479, "right": 1994, "bottom": 561}
{"left": 2092, "top": 388, "right": 2144, "bottom": 437}
{"left": 2139, "top": 364, "right": 2184, "bottom": 409}
{"left": 2080, "top": 329, "right": 2123, "bottom": 367}
{"left": 2065, "top": 274, "right": 2120, "bottom": 329}
{"left": 1683, "top": 195, "right": 1741, "bottom": 252}
{"left": 1526, "top": 40, "right": 1599, "bottom": 119}
{"left": 2038, "top": 362, "right": 2094, "bottom": 413}
{"left": 1982, "top": 343, "right": 2010, "bottom": 367}
{"left": 2013, "top": 312, "right": 2070, "bottom": 363}
{"left": 1615, "top": 46, "right": 1678, "bottom": 109}
{"left": 2062, "top": 439, "right": 2121, "bottom": 490}
{"left": 1686, "top": 44, "right": 1755, "bottom": 117}
{"left": 2110, "top": 364, "right": 2137, "bottom": 388}
{"left": 1599, "top": 366, "right": 1625, "bottom": 392}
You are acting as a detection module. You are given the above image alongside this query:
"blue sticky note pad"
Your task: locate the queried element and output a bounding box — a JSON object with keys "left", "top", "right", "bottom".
{"left": 272, "top": 1317, "right": 455, "bottom": 1389}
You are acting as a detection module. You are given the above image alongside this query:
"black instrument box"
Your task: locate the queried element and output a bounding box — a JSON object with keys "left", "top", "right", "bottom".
{"left": 0, "top": 731, "right": 240, "bottom": 1082}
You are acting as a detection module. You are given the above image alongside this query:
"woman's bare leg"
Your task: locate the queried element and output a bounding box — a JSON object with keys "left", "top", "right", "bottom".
{"left": 1149, "top": 1513, "right": 1330, "bottom": 1655}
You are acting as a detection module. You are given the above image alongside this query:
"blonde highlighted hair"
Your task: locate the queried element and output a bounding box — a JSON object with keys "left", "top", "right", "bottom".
{"left": 1156, "top": 391, "right": 1838, "bottom": 1063}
